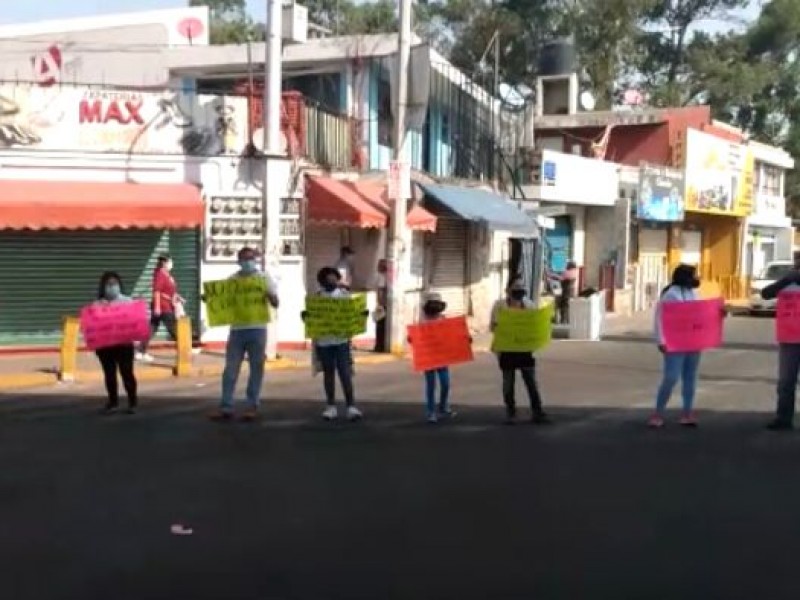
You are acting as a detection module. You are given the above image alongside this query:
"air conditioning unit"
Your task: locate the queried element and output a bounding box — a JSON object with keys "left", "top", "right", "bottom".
{"left": 283, "top": 3, "right": 308, "bottom": 44}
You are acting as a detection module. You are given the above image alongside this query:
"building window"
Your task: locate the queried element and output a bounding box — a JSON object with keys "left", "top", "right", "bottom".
{"left": 377, "top": 78, "right": 392, "bottom": 147}
{"left": 758, "top": 164, "right": 783, "bottom": 196}
{"left": 279, "top": 197, "right": 304, "bottom": 257}
{"left": 205, "top": 196, "right": 263, "bottom": 263}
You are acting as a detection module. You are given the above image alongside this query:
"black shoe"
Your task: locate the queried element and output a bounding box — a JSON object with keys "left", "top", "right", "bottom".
{"left": 531, "top": 412, "right": 552, "bottom": 425}
{"left": 126, "top": 407, "right": 137, "bottom": 415}
{"left": 504, "top": 411, "right": 517, "bottom": 425}
{"left": 767, "top": 418, "right": 794, "bottom": 431}
{"left": 100, "top": 404, "right": 119, "bottom": 415}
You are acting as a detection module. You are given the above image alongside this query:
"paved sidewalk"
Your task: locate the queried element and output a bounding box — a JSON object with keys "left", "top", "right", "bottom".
{"left": 0, "top": 311, "right": 656, "bottom": 392}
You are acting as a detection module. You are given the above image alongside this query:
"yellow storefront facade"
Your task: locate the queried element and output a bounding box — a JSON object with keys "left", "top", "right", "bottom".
{"left": 668, "top": 128, "right": 755, "bottom": 299}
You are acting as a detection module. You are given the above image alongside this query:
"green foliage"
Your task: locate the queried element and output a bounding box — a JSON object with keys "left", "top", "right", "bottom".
{"left": 190, "top": 0, "right": 260, "bottom": 44}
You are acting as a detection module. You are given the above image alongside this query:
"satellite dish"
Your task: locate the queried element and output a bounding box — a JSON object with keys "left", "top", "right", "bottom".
{"left": 580, "top": 91, "right": 596, "bottom": 112}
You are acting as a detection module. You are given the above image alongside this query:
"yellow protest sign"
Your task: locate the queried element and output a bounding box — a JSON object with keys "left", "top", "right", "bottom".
{"left": 305, "top": 294, "right": 367, "bottom": 339}
{"left": 492, "top": 306, "right": 553, "bottom": 352}
{"left": 203, "top": 276, "right": 270, "bottom": 327}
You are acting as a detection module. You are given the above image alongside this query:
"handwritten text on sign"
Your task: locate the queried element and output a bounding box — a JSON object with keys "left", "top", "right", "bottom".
{"left": 203, "top": 276, "right": 270, "bottom": 327}
{"left": 305, "top": 294, "right": 367, "bottom": 339}
{"left": 492, "top": 307, "right": 553, "bottom": 353}
{"left": 661, "top": 297, "right": 724, "bottom": 352}
{"left": 80, "top": 299, "right": 150, "bottom": 350}
{"left": 777, "top": 292, "right": 800, "bottom": 343}
{"left": 407, "top": 316, "right": 474, "bottom": 372}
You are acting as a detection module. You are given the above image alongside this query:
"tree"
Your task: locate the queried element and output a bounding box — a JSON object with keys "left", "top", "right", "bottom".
{"left": 636, "top": 0, "right": 749, "bottom": 106}
{"left": 190, "top": 0, "right": 260, "bottom": 44}
{"left": 303, "top": 0, "right": 397, "bottom": 36}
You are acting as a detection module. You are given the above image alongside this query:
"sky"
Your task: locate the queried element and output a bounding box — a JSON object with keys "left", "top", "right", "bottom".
{"left": 0, "top": 0, "right": 764, "bottom": 31}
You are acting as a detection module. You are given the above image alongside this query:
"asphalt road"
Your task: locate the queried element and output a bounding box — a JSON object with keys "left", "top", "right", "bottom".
{"left": 3, "top": 315, "right": 800, "bottom": 600}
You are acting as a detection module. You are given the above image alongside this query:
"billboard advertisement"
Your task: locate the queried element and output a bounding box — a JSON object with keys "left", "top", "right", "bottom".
{"left": 638, "top": 165, "right": 685, "bottom": 222}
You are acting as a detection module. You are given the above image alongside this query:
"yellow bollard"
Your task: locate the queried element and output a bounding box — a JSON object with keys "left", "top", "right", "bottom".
{"left": 60, "top": 316, "right": 80, "bottom": 382}
{"left": 174, "top": 316, "right": 193, "bottom": 377}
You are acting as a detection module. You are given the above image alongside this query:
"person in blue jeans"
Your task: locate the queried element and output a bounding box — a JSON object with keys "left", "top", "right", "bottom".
{"left": 305, "top": 267, "right": 363, "bottom": 422}
{"left": 209, "top": 246, "right": 279, "bottom": 422}
{"left": 409, "top": 292, "right": 456, "bottom": 424}
{"left": 649, "top": 264, "right": 705, "bottom": 429}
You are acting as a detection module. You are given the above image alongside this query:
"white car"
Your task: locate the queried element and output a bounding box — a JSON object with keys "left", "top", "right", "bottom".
{"left": 750, "top": 261, "right": 795, "bottom": 313}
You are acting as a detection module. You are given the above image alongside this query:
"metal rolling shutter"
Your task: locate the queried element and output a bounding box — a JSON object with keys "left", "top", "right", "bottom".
{"left": 0, "top": 229, "right": 200, "bottom": 345}
{"left": 429, "top": 218, "right": 467, "bottom": 315}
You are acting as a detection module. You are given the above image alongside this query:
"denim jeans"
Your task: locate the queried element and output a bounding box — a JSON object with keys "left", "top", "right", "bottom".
{"left": 424, "top": 367, "right": 451, "bottom": 415}
{"left": 220, "top": 328, "right": 267, "bottom": 411}
{"left": 776, "top": 343, "right": 800, "bottom": 423}
{"left": 655, "top": 352, "right": 701, "bottom": 413}
{"left": 316, "top": 343, "right": 355, "bottom": 406}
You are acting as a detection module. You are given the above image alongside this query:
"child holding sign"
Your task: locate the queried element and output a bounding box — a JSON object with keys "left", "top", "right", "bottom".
{"left": 490, "top": 279, "right": 550, "bottom": 425}
{"left": 93, "top": 272, "right": 138, "bottom": 415}
{"left": 650, "top": 264, "right": 704, "bottom": 429}
{"left": 304, "top": 267, "right": 364, "bottom": 422}
{"left": 409, "top": 293, "right": 457, "bottom": 424}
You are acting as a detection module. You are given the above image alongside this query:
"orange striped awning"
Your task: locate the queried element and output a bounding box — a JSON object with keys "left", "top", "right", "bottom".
{"left": 0, "top": 180, "right": 203, "bottom": 230}
{"left": 306, "top": 176, "right": 387, "bottom": 228}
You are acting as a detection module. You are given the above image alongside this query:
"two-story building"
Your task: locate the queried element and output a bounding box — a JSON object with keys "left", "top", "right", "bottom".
{"left": 0, "top": 5, "right": 536, "bottom": 349}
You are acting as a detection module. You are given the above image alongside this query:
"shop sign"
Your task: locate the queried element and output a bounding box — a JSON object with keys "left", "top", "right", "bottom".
{"left": 0, "top": 82, "right": 248, "bottom": 155}
{"left": 637, "top": 165, "right": 685, "bottom": 222}
{"left": 684, "top": 128, "right": 755, "bottom": 217}
{"left": 525, "top": 150, "right": 618, "bottom": 206}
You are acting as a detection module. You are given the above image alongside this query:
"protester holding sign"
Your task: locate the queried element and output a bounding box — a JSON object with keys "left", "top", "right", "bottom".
{"left": 490, "top": 278, "right": 550, "bottom": 425}
{"left": 407, "top": 292, "right": 463, "bottom": 424}
{"left": 760, "top": 251, "right": 800, "bottom": 431}
{"left": 208, "top": 247, "right": 279, "bottom": 422}
{"left": 303, "top": 267, "right": 365, "bottom": 422}
{"left": 650, "top": 264, "right": 713, "bottom": 429}
{"left": 91, "top": 272, "right": 139, "bottom": 415}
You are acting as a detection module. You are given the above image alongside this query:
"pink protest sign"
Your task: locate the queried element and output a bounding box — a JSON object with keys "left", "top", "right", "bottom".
{"left": 776, "top": 292, "right": 800, "bottom": 343}
{"left": 79, "top": 299, "right": 150, "bottom": 350}
{"left": 661, "top": 297, "right": 724, "bottom": 353}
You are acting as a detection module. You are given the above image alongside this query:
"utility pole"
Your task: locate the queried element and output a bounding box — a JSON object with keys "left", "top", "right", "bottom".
{"left": 263, "top": 0, "right": 282, "bottom": 359}
{"left": 387, "top": 0, "right": 412, "bottom": 355}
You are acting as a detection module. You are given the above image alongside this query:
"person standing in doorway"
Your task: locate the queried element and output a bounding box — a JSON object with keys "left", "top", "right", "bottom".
{"left": 760, "top": 251, "right": 800, "bottom": 430}
{"left": 556, "top": 261, "right": 579, "bottom": 325}
{"left": 491, "top": 279, "right": 550, "bottom": 425}
{"left": 209, "top": 247, "right": 279, "bottom": 422}
{"left": 335, "top": 246, "right": 356, "bottom": 290}
{"left": 137, "top": 254, "right": 183, "bottom": 362}
{"left": 373, "top": 259, "right": 388, "bottom": 353}
{"left": 94, "top": 272, "right": 138, "bottom": 415}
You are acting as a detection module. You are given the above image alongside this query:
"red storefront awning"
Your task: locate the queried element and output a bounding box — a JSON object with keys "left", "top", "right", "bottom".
{"left": 0, "top": 180, "right": 204, "bottom": 230}
{"left": 348, "top": 180, "right": 438, "bottom": 232}
{"left": 306, "top": 176, "right": 387, "bottom": 228}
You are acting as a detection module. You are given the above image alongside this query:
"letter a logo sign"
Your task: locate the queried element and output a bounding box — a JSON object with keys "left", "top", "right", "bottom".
{"left": 32, "top": 45, "right": 62, "bottom": 87}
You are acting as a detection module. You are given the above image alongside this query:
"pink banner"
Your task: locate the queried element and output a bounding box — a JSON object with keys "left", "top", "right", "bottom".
{"left": 777, "top": 292, "right": 800, "bottom": 343}
{"left": 79, "top": 299, "right": 150, "bottom": 350}
{"left": 661, "top": 297, "right": 724, "bottom": 352}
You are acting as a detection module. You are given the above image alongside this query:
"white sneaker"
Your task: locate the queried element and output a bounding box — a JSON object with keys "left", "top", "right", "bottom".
{"left": 141, "top": 353, "right": 155, "bottom": 363}
{"left": 347, "top": 406, "right": 363, "bottom": 422}
{"left": 322, "top": 406, "right": 338, "bottom": 421}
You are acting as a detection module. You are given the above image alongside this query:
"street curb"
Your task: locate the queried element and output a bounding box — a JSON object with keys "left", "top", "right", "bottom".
{"left": 0, "top": 353, "right": 406, "bottom": 392}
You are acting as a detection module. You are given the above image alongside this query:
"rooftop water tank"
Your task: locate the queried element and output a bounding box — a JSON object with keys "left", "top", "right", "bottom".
{"left": 538, "top": 39, "right": 576, "bottom": 77}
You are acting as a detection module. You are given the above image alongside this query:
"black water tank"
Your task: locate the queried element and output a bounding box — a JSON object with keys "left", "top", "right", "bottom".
{"left": 538, "top": 38, "right": 576, "bottom": 77}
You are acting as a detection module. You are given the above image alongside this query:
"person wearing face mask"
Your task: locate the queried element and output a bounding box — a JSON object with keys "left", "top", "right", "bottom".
{"left": 649, "top": 264, "right": 704, "bottom": 429}
{"left": 303, "top": 267, "right": 363, "bottom": 422}
{"left": 335, "top": 246, "right": 356, "bottom": 290}
{"left": 94, "top": 272, "right": 138, "bottom": 415}
{"left": 209, "top": 247, "right": 279, "bottom": 422}
{"left": 408, "top": 292, "right": 457, "bottom": 424}
{"left": 137, "top": 254, "right": 183, "bottom": 362}
{"left": 490, "top": 277, "right": 550, "bottom": 425}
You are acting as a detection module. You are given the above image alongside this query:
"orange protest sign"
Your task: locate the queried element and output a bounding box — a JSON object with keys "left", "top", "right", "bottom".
{"left": 407, "top": 316, "right": 474, "bottom": 372}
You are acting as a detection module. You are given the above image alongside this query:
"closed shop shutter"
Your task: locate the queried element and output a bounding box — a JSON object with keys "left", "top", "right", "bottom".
{"left": 545, "top": 216, "right": 572, "bottom": 272}
{"left": 429, "top": 218, "right": 467, "bottom": 315}
{"left": 0, "top": 229, "right": 200, "bottom": 345}
{"left": 305, "top": 226, "right": 343, "bottom": 291}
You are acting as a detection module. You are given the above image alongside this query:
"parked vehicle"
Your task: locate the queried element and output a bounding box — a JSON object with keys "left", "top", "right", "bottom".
{"left": 749, "top": 260, "right": 795, "bottom": 313}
